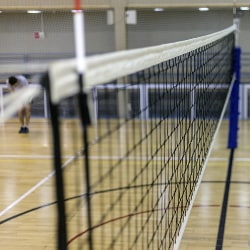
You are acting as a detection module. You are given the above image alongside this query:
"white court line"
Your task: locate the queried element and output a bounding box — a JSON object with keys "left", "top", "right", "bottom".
{"left": 0, "top": 170, "right": 55, "bottom": 217}
{"left": 0, "top": 155, "right": 52, "bottom": 159}
{"left": 1, "top": 154, "right": 250, "bottom": 217}
{"left": 0, "top": 155, "right": 76, "bottom": 217}
{"left": 1, "top": 154, "right": 250, "bottom": 164}
{"left": 1, "top": 154, "right": 250, "bottom": 162}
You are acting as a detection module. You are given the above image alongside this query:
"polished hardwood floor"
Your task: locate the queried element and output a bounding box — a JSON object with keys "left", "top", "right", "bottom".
{"left": 0, "top": 118, "right": 250, "bottom": 250}
{"left": 180, "top": 120, "right": 250, "bottom": 250}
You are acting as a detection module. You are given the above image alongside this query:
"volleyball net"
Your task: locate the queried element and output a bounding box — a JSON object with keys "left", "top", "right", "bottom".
{"left": 39, "top": 25, "right": 236, "bottom": 250}
{"left": 0, "top": 24, "right": 237, "bottom": 250}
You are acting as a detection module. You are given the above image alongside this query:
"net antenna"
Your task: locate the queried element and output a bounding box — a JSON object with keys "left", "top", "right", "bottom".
{"left": 73, "top": 1, "right": 93, "bottom": 250}
{"left": 232, "top": 0, "right": 240, "bottom": 47}
{"left": 233, "top": 0, "right": 237, "bottom": 15}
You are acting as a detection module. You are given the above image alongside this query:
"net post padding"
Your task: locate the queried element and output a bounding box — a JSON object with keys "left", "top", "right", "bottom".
{"left": 228, "top": 47, "right": 241, "bottom": 149}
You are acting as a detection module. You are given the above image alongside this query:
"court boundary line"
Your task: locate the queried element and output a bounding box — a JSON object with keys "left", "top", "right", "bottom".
{"left": 0, "top": 155, "right": 77, "bottom": 217}
{"left": 2, "top": 181, "right": 250, "bottom": 226}
{"left": 1, "top": 154, "right": 250, "bottom": 162}
{"left": 1, "top": 153, "right": 249, "bottom": 217}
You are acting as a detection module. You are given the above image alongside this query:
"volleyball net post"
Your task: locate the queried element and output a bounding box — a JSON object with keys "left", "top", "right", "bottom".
{"left": 227, "top": 18, "right": 241, "bottom": 149}
{"left": 227, "top": 47, "right": 241, "bottom": 149}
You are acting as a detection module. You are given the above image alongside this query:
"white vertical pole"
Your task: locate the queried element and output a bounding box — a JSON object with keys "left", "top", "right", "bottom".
{"left": 73, "top": 10, "right": 86, "bottom": 76}
{"left": 233, "top": 0, "right": 240, "bottom": 47}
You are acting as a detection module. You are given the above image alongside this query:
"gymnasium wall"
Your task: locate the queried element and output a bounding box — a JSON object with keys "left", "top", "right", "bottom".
{"left": 0, "top": 9, "right": 249, "bottom": 56}
{"left": 0, "top": 11, "right": 114, "bottom": 55}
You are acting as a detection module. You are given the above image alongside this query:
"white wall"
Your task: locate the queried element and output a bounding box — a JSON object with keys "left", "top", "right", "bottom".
{"left": 0, "top": 9, "right": 249, "bottom": 57}
{"left": 127, "top": 10, "right": 235, "bottom": 49}
{"left": 0, "top": 11, "right": 115, "bottom": 56}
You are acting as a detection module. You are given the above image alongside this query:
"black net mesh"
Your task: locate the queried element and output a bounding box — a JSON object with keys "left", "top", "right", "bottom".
{"left": 49, "top": 32, "right": 234, "bottom": 249}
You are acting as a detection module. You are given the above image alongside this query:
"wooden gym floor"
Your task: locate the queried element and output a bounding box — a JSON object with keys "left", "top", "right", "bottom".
{"left": 0, "top": 118, "right": 250, "bottom": 249}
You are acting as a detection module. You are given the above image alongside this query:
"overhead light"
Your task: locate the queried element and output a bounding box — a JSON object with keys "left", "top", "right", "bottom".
{"left": 199, "top": 7, "right": 209, "bottom": 11}
{"left": 27, "top": 10, "right": 42, "bottom": 14}
{"left": 71, "top": 9, "right": 82, "bottom": 13}
{"left": 154, "top": 8, "right": 164, "bottom": 12}
{"left": 0, "top": 11, "right": 2, "bottom": 13}
{"left": 240, "top": 7, "right": 250, "bottom": 11}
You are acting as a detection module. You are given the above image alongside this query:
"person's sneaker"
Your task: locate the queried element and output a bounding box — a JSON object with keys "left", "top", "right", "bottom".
{"left": 23, "top": 127, "right": 29, "bottom": 133}
{"left": 19, "top": 127, "right": 25, "bottom": 133}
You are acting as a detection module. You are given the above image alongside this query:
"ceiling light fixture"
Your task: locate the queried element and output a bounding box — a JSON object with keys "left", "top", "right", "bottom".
{"left": 240, "top": 6, "right": 250, "bottom": 11}
{"left": 199, "top": 7, "right": 209, "bottom": 11}
{"left": 154, "top": 8, "right": 164, "bottom": 12}
{"left": 27, "top": 10, "right": 42, "bottom": 14}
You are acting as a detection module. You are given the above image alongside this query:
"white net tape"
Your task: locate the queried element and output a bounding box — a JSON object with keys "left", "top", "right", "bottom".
{"left": 49, "top": 25, "right": 235, "bottom": 103}
{"left": 0, "top": 85, "right": 41, "bottom": 123}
